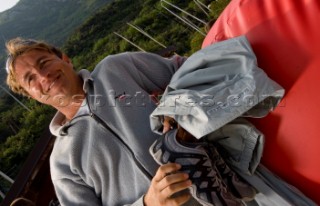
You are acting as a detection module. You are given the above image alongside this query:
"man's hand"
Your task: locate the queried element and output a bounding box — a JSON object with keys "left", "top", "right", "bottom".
{"left": 162, "top": 116, "right": 177, "bottom": 134}
{"left": 144, "top": 163, "right": 192, "bottom": 206}
{"left": 162, "top": 116, "right": 196, "bottom": 142}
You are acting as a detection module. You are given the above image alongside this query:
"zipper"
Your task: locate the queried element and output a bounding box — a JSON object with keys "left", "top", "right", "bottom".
{"left": 89, "top": 112, "right": 153, "bottom": 180}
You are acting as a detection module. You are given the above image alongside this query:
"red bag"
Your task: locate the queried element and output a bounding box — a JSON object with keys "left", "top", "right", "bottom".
{"left": 202, "top": 0, "right": 320, "bottom": 203}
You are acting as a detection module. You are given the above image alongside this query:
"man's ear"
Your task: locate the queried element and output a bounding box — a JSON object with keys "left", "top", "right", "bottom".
{"left": 62, "top": 54, "right": 71, "bottom": 63}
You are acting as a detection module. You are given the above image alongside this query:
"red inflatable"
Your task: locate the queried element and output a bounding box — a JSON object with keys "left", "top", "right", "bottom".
{"left": 202, "top": 0, "right": 320, "bottom": 203}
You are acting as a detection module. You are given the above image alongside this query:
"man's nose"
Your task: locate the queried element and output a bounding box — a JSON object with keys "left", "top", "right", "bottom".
{"left": 37, "top": 69, "right": 51, "bottom": 86}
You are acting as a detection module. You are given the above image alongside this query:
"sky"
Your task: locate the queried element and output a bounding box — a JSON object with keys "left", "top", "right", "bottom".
{"left": 0, "top": 0, "right": 20, "bottom": 12}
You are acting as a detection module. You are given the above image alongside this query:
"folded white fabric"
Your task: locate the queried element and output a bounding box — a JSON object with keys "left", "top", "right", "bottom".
{"left": 150, "top": 35, "right": 284, "bottom": 139}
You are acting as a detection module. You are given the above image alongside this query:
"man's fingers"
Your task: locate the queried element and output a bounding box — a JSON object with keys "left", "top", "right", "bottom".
{"left": 162, "top": 116, "right": 176, "bottom": 133}
{"left": 153, "top": 163, "right": 181, "bottom": 182}
{"left": 153, "top": 163, "right": 192, "bottom": 199}
{"left": 158, "top": 172, "right": 190, "bottom": 191}
{"left": 145, "top": 163, "right": 192, "bottom": 206}
{"left": 162, "top": 123, "right": 171, "bottom": 133}
{"left": 160, "top": 177, "right": 192, "bottom": 198}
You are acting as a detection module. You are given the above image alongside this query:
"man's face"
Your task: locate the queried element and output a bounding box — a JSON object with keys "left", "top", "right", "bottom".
{"left": 14, "top": 49, "right": 82, "bottom": 107}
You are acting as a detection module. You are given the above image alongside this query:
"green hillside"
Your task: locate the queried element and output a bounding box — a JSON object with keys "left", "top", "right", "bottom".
{"left": 0, "top": 0, "right": 108, "bottom": 46}
{"left": 63, "top": 0, "right": 229, "bottom": 71}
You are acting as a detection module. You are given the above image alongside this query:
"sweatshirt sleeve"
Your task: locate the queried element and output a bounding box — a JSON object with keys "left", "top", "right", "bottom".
{"left": 54, "top": 177, "right": 146, "bottom": 206}
{"left": 94, "top": 52, "right": 187, "bottom": 95}
{"left": 124, "top": 196, "right": 145, "bottom": 206}
{"left": 53, "top": 178, "right": 102, "bottom": 206}
{"left": 128, "top": 52, "right": 187, "bottom": 93}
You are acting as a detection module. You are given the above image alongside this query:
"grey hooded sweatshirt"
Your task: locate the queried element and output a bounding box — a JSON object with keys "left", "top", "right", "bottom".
{"left": 49, "top": 52, "right": 200, "bottom": 206}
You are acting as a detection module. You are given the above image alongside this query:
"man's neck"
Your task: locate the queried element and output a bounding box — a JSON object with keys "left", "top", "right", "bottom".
{"left": 56, "top": 93, "right": 86, "bottom": 121}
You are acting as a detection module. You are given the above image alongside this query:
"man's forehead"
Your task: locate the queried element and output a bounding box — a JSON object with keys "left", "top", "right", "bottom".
{"left": 15, "top": 50, "right": 51, "bottom": 65}
{"left": 21, "top": 49, "right": 52, "bottom": 57}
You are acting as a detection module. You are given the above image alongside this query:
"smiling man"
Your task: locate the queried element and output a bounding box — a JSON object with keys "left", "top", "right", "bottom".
{"left": 10, "top": 46, "right": 85, "bottom": 120}
{"left": 5, "top": 37, "right": 195, "bottom": 206}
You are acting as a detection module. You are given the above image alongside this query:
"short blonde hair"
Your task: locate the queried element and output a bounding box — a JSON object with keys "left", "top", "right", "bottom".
{"left": 5, "top": 37, "right": 63, "bottom": 97}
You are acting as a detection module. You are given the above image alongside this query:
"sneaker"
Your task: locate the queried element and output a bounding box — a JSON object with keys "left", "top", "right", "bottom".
{"left": 205, "top": 143, "right": 256, "bottom": 201}
{"left": 150, "top": 129, "right": 244, "bottom": 206}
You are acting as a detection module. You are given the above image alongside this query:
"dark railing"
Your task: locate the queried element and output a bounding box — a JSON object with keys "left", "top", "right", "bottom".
{"left": 0, "top": 128, "right": 57, "bottom": 206}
